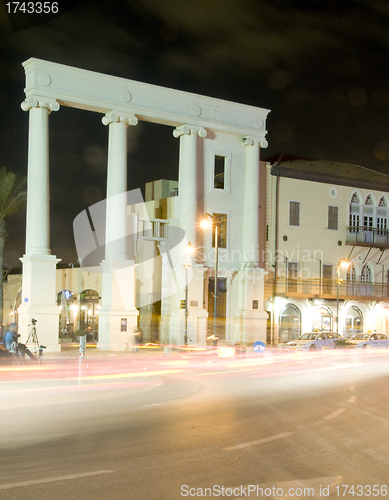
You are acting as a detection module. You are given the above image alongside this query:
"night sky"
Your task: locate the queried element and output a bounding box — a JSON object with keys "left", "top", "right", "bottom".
{"left": 1, "top": 0, "right": 389, "bottom": 267}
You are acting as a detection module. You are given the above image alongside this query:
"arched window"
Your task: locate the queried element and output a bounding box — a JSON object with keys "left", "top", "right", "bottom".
{"left": 363, "top": 195, "right": 374, "bottom": 241}
{"left": 361, "top": 264, "right": 372, "bottom": 282}
{"left": 57, "top": 290, "right": 77, "bottom": 339}
{"left": 11, "top": 289, "right": 22, "bottom": 324}
{"left": 312, "top": 305, "right": 333, "bottom": 332}
{"left": 279, "top": 303, "right": 301, "bottom": 342}
{"left": 347, "top": 264, "right": 356, "bottom": 282}
{"left": 343, "top": 306, "right": 363, "bottom": 338}
{"left": 79, "top": 289, "right": 100, "bottom": 340}
{"left": 377, "top": 197, "right": 388, "bottom": 237}
{"left": 351, "top": 192, "right": 360, "bottom": 203}
{"left": 346, "top": 264, "right": 357, "bottom": 295}
{"left": 361, "top": 264, "right": 373, "bottom": 296}
{"left": 349, "top": 192, "right": 361, "bottom": 233}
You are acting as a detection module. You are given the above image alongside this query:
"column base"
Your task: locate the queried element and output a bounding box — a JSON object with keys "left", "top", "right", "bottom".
{"left": 97, "top": 308, "right": 139, "bottom": 351}
{"left": 19, "top": 254, "right": 61, "bottom": 352}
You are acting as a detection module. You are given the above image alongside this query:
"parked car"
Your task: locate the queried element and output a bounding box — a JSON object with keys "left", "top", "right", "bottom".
{"left": 285, "top": 331, "right": 343, "bottom": 351}
{"left": 348, "top": 333, "right": 389, "bottom": 349}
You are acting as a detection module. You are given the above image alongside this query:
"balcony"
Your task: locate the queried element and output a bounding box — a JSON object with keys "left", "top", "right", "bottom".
{"left": 137, "top": 218, "right": 171, "bottom": 241}
{"left": 265, "top": 277, "right": 389, "bottom": 301}
{"left": 346, "top": 226, "right": 389, "bottom": 248}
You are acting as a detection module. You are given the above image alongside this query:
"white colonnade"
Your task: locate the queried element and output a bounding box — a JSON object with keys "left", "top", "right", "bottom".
{"left": 18, "top": 96, "right": 61, "bottom": 350}
{"left": 19, "top": 58, "right": 269, "bottom": 350}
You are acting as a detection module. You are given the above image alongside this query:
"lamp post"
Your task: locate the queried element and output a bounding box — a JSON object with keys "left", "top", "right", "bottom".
{"left": 336, "top": 259, "right": 350, "bottom": 333}
{"left": 182, "top": 242, "right": 193, "bottom": 346}
{"left": 201, "top": 215, "right": 219, "bottom": 346}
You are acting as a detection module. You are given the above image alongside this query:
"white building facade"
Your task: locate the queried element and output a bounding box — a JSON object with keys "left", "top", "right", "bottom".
{"left": 263, "top": 156, "right": 389, "bottom": 343}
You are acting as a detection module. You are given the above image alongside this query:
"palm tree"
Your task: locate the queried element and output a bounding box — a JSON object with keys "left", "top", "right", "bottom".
{"left": 0, "top": 167, "right": 27, "bottom": 330}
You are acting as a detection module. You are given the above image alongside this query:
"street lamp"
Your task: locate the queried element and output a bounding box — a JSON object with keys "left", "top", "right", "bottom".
{"left": 182, "top": 242, "right": 193, "bottom": 346}
{"left": 201, "top": 215, "right": 219, "bottom": 346}
{"left": 336, "top": 259, "right": 351, "bottom": 332}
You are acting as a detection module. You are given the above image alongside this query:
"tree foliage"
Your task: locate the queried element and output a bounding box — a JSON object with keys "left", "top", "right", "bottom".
{"left": 0, "top": 167, "right": 27, "bottom": 329}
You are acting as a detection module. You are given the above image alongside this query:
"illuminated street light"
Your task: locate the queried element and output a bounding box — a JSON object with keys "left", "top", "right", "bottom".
{"left": 336, "top": 259, "right": 351, "bottom": 332}
{"left": 201, "top": 214, "right": 219, "bottom": 346}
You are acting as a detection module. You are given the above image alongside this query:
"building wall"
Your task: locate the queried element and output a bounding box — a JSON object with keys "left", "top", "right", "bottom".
{"left": 3, "top": 274, "right": 23, "bottom": 328}
{"left": 265, "top": 162, "right": 389, "bottom": 340}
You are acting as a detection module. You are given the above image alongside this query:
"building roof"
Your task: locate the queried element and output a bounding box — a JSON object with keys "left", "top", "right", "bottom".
{"left": 264, "top": 154, "right": 389, "bottom": 191}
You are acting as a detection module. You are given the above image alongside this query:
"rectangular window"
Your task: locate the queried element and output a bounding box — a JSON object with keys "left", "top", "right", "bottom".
{"left": 289, "top": 201, "right": 300, "bottom": 226}
{"left": 364, "top": 215, "right": 373, "bottom": 231}
{"left": 214, "top": 155, "right": 225, "bottom": 189}
{"left": 377, "top": 216, "right": 387, "bottom": 235}
{"left": 252, "top": 300, "right": 259, "bottom": 310}
{"left": 287, "top": 261, "right": 298, "bottom": 292}
{"left": 328, "top": 206, "right": 338, "bottom": 230}
{"left": 212, "top": 213, "right": 227, "bottom": 248}
{"left": 323, "top": 264, "right": 333, "bottom": 294}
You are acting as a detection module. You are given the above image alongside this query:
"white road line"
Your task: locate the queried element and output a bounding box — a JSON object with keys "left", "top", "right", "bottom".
{"left": 0, "top": 470, "right": 114, "bottom": 490}
{"left": 348, "top": 395, "right": 357, "bottom": 403}
{"left": 322, "top": 408, "right": 347, "bottom": 420}
{"left": 349, "top": 385, "right": 357, "bottom": 392}
{"left": 223, "top": 432, "right": 292, "bottom": 451}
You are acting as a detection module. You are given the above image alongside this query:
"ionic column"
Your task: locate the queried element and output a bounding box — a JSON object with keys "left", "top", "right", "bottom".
{"left": 102, "top": 111, "right": 138, "bottom": 261}
{"left": 241, "top": 136, "right": 268, "bottom": 266}
{"left": 21, "top": 96, "right": 60, "bottom": 256}
{"left": 98, "top": 111, "right": 139, "bottom": 350}
{"left": 18, "top": 96, "right": 61, "bottom": 352}
{"left": 173, "top": 124, "right": 207, "bottom": 245}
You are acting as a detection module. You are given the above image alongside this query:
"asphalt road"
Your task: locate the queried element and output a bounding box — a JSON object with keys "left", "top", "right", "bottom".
{"left": 1, "top": 350, "right": 389, "bottom": 500}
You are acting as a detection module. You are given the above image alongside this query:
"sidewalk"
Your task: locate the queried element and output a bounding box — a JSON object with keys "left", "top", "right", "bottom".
{"left": 43, "top": 343, "right": 182, "bottom": 359}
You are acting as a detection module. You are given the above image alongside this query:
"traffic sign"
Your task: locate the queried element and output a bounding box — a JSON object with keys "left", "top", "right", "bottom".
{"left": 253, "top": 341, "right": 266, "bottom": 352}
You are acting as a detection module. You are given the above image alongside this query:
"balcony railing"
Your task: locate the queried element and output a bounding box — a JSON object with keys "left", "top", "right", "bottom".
{"left": 265, "top": 277, "right": 389, "bottom": 300}
{"left": 346, "top": 226, "right": 389, "bottom": 246}
{"left": 137, "top": 218, "right": 171, "bottom": 241}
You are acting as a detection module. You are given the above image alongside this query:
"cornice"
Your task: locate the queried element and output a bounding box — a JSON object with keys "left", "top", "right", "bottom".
{"left": 22, "top": 58, "right": 269, "bottom": 137}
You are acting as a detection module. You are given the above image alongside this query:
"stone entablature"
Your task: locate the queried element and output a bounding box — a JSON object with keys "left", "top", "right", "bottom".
{"left": 22, "top": 58, "right": 269, "bottom": 137}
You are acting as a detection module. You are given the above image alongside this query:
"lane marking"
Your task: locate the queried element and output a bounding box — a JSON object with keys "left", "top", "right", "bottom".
{"left": 348, "top": 395, "right": 357, "bottom": 403}
{"left": 223, "top": 432, "right": 292, "bottom": 451}
{"left": 349, "top": 385, "right": 356, "bottom": 392}
{"left": 0, "top": 470, "right": 114, "bottom": 490}
{"left": 322, "top": 408, "right": 347, "bottom": 420}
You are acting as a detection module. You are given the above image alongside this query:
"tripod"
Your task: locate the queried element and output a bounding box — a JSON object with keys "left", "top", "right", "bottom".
{"left": 26, "top": 322, "right": 45, "bottom": 363}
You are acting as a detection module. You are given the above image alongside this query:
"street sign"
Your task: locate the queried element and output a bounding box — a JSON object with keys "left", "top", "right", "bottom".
{"left": 253, "top": 341, "right": 266, "bottom": 352}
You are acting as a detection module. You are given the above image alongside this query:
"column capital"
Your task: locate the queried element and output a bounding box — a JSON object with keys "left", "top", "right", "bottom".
{"left": 21, "top": 95, "right": 60, "bottom": 113}
{"left": 173, "top": 124, "right": 207, "bottom": 139}
{"left": 243, "top": 136, "right": 268, "bottom": 148}
{"left": 102, "top": 110, "right": 138, "bottom": 126}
